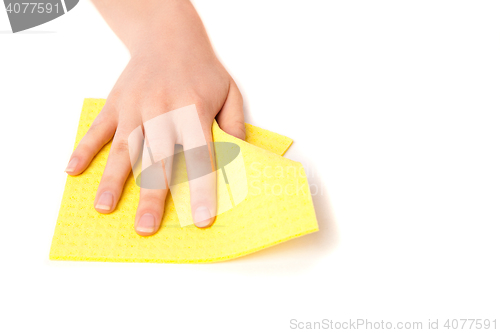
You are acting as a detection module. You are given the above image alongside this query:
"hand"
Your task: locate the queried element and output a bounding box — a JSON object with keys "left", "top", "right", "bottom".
{"left": 64, "top": 0, "right": 245, "bottom": 235}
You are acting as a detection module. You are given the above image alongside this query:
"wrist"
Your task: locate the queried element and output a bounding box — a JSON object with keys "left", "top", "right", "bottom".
{"left": 126, "top": 1, "right": 212, "bottom": 59}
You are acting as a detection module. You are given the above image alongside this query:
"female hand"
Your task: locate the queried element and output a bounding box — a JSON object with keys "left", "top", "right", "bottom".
{"left": 64, "top": 0, "right": 245, "bottom": 235}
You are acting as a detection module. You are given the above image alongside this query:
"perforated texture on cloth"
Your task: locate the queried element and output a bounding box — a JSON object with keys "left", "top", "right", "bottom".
{"left": 49, "top": 99, "right": 318, "bottom": 263}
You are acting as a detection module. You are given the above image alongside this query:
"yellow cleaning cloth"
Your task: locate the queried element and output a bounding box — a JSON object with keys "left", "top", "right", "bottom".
{"left": 49, "top": 99, "right": 318, "bottom": 263}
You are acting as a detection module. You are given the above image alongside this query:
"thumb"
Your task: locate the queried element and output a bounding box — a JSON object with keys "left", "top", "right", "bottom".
{"left": 217, "top": 81, "right": 246, "bottom": 140}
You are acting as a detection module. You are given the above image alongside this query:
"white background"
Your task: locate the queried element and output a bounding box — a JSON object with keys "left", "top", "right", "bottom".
{"left": 1, "top": 1, "right": 499, "bottom": 332}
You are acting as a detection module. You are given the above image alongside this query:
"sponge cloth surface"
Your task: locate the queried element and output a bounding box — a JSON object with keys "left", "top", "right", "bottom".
{"left": 49, "top": 98, "right": 318, "bottom": 263}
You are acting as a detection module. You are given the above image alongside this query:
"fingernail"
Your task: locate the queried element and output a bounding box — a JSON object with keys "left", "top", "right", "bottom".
{"left": 136, "top": 213, "right": 155, "bottom": 233}
{"left": 65, "top": 157, "right": 79, "bottom": 173}
{"left": 194, "top": 206, "right": 212, "bottom": 227}
{"left": 95, "top": 191, "right": 113, "bottom": 211}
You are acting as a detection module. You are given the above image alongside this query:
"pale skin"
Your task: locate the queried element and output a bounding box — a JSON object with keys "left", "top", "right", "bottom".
{"left": 64, "top": 0, "right": 245, "bottom": 235}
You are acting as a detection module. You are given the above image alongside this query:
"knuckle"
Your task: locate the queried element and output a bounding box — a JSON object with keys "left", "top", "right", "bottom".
{"left": 112, "top": 139, "right": 129, "bottom": 154}
{"left": 232, "top": 117, "right": 245, "bottom": 129}
{"left": 141, "top": 190, "right": 166, "bottom": 205}
{"left": 101, "top": 165, "right": 128, "bottom": 185}
{"left": 99, "top": 174, "right": 121, "bottom": 188}
{"left": 189, "top": 146, "right": 211, "bottom": 161}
